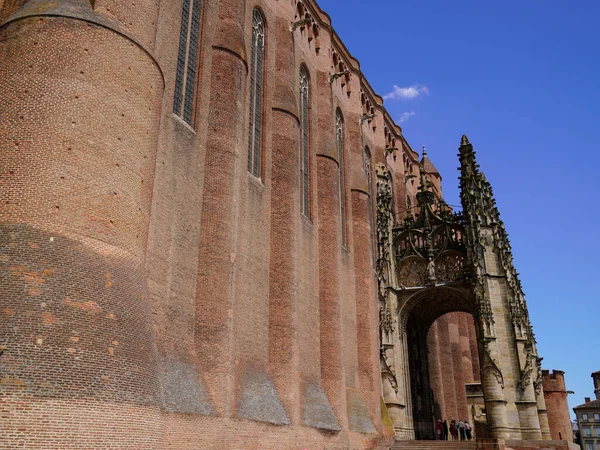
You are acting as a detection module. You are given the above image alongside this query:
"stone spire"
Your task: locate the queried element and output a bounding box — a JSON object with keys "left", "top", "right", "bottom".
{"left": 458, "top": 134, "right": 534, "bottom": 342}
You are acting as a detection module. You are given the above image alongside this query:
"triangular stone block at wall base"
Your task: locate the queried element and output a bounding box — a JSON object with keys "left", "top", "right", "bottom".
{"left": 236, "top": 370, "right": 290, "bottom": 425}
{"left": 302, "top": 382, "right": 341, "bottom": 431}
{"left": 347, "top": 388, "right": 377, "bottom": 433}
{"left": 159, "top": 354, "right": 216, "bottom": 416}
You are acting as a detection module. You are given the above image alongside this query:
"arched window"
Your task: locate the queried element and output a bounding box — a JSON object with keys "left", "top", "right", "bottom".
{"left": 336, "top": 109, "right": 346, "bottom": 246}
{"left": 174, "top": 0, "right": 202, "bottom": 125}
{"left": 363, "top": 146, "right": 372, "bottom": 197}
{"left": 364, "top": 146, "right": 375, "bottom": 262}
{"left": 248, "top": 9, "right": 265, "bottom": 178}
{"left": 299, "top": 66, "right": 310, "bottom": 217}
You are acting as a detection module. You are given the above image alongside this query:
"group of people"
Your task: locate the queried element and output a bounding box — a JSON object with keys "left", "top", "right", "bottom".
{"left": 435, "top": 419, "right": 472, "bottom": 441}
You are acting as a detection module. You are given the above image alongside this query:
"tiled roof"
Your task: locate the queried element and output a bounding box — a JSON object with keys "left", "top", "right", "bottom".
{"left": 574, "top": 398, "right": 600, "bottom": 410}
{"left": 423, "top": 156, "right": 439, "bottom": 175}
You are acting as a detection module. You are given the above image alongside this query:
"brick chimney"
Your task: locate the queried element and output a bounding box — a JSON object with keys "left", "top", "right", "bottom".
{"left": 593, "top": 371, "right": 600, "bottom": 400}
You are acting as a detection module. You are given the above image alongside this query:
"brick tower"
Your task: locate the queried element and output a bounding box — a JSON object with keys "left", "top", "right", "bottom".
{"left": 542, "top": 370, "right": 574, "bottom": 441}
{"left": 0, "top": 0, "right": 166, "bottom": 447}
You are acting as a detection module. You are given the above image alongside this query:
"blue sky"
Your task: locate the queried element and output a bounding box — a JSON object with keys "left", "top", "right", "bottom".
{"left": 317, "top": 0, "right": 600, "bottom": 417}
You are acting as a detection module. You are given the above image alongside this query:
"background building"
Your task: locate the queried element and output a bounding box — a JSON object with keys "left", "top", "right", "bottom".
{"left": 573, "top": 372, "right": 600, "bottom": 450}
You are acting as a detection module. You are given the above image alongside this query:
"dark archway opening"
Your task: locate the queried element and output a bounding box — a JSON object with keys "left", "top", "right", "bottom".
{"left": 403, "top": 287, "right": 487, "bottom": 440}
{"left": 427, "top": 312, "right": 488, "bottom": 441}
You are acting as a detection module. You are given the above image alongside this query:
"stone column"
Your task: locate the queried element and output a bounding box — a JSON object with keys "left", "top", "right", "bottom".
{"left": 536, "top": 390, "right": 552, "bottom": 440}
{"left": 0, "top": 1, "right": 164, "bottom": 447}
{"left": 514, "top": 340, "right": 543, "bottom": 439}
{"left": 476, "top": 329, "right": 510, "bottom": 439}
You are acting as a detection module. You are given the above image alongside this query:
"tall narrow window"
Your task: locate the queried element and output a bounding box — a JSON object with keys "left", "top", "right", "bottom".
{"left": 299, "top": 66, "right": 310, "bottom": 217}
{"left": 174, "top": 0, "right": 202, "bottom": 125}
{"left": 248, "top": 9, "right": 265, "bottom": 178}
{"left": 363, "top": 146, "right": 372, "bottom": 197}
{"left": 364, "top": 146, "right": 375, "bottom": 263}
{"left": 336, "top": 110, "right": 346, "bottom": 246}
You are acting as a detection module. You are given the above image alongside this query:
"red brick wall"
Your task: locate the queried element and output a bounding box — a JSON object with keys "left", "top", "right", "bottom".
{"left": 0, "top": 9, "right": 165, "bottom": 448}
{"left": 0, "top": 0, "right": 423, "bottom": 447}
{"left": 542, "top": 371, "right": 573, "bottom": 442}
{"left": 428, "top": 312, "right": 481, "bottom": 423}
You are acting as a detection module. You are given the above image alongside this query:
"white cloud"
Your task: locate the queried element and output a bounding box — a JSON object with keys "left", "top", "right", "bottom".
{"left": 383, "top": 84, "right": 429, "bottom": 101}
{"left": 398, "top": 111, "right": 416, "bottom": 123}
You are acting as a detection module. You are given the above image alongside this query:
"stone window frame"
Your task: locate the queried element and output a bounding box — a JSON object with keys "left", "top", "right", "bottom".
{"left": 299, "top": 65, "right": 310, "bottom": 218}
{"left": 173, "top": 0, "right": 203, "bottom": 126}
{"left": 247, "top": 8, "right": 266, "bottom": 179}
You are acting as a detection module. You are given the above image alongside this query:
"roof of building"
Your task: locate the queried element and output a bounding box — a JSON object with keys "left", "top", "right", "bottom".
{"left": 573, "top": 398, "right": 600, "bottom": 410}
{"left": 423, "top": 155, "right": 440, "bottom": 176}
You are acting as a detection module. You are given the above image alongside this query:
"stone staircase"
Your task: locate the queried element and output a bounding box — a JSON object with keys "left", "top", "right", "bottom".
{"left": 391, "top": 440, "right": 477, "bottom": 450}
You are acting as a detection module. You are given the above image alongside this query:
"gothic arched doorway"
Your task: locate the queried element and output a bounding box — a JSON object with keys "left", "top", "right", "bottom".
{"left": 401, "top": 286, "right": 479, "bottom": 440}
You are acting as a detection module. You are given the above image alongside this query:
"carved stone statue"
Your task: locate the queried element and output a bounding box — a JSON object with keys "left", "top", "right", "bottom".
{"left": 427, "top": 257, "right": 436, "bottom": 284}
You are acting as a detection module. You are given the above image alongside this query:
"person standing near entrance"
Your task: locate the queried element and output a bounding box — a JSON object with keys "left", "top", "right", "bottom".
{"left": 458, "top": 419, "right": 465, "bottom": 440}
{"left": 442, "top": 419, "right": 449, "bottom": 440}
{"left": 436, "top": 420, "right": 442, "bottom": 440}
{"left": 465, "top": 421, "right": 472, "bottom": 440}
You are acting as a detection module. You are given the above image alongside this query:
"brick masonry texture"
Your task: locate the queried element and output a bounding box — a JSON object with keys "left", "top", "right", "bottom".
{"left": 0, "top": 0, "right": 395, "bottom": 447}
{"left": 0, "top": 0, "right": 565, "bottom": 448}
{"left": 542, "top": 371, "right": 573, "bottom": 442}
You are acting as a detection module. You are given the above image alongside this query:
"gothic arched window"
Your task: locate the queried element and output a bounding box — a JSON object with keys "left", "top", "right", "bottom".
{"left": 248, "top": 9, "right": 265, "bottom": 178}
{"left": 336, "top": 109, "right": 347, "bottom": 246}
{"left": 300, "top": 66, "right": 310, "bottom": 217}
{"left": 364, "top": 146, "right": 375, "bottom": 262}
{"left": 363, "top": 146, "right": 372, "bottom": 197}
{"left": 174, "top": 0, "right": 202, "bottom": 125}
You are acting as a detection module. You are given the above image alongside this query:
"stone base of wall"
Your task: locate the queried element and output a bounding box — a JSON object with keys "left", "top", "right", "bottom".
{"left": 496, "top": 439, "right": 575, "bottom": 450}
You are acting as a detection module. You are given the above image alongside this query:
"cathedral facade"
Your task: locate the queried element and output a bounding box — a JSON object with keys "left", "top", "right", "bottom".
{"left": 0, "top": 0, "right": 569, "bottom": 449}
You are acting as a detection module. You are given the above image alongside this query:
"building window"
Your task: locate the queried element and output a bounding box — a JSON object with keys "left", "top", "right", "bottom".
{"left": 247, "top": 9, "right": 265, "bottom": 178}
{"left": 299, "top": 66, "right": 310, "bottom": 217}
{"left": 595, "top": 413, "right": 600, "bottom": 421}
{"left": 584, "top": 427, "right": 592, "bottom": 437}
{"left": 336, "top": 109, "right": 346, "bottom": 247}
{"left": 364, "top": 146, "right": 375, "bottom": 263}
{"left": 596, "top": 427, "right": 600, "bottom": 436}
{"left": 174, "top": 0, "right": 202, "bottom": 125}
{"left": 584, "top": 414, "right": 590, "bottom": 422}
{"left": 363, "top": 146, "right": 372, "bottom": 197}
{"left": 586, "top": 443, "right": 593, "bottom": 450}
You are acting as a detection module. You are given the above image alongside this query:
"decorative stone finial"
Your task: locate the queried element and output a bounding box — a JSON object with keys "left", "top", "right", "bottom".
{"left": 422, "top": 145, "right": 427, "bottom": 157}
{"left": 461, "top": 134, "right": 470, "bottom": 147}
